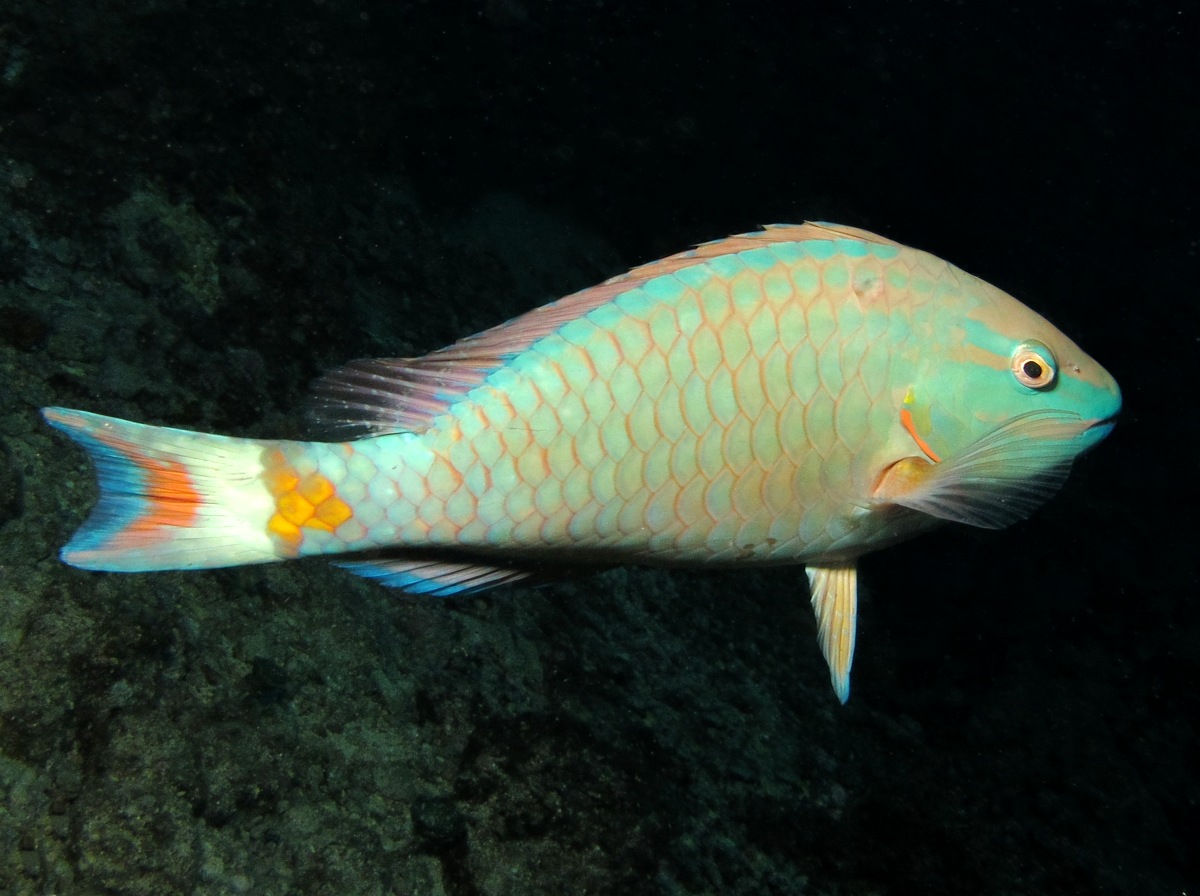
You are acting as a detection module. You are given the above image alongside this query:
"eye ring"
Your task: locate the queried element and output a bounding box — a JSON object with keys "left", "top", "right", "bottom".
{"left": 1011, "top": 341, "right": 1057, "bottom": 390}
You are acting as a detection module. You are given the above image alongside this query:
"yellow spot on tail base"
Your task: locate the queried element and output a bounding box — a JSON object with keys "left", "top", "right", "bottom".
{"left": 315, "top": 495, "right": 353, "bottom": 528}
{"left": 268, "top": 514, "right": 303, "bottom": 551}
{"left": 278, "top": 492, "right": 314, "bottom": 526}
{"left": 263, "top": 449, "right": 354, "bottom": 555}
{"left": 262, "top": 451, "right": 300, "bottom": 495}
{"left": 298, "top": 473, "right": 335, "bottom": 505}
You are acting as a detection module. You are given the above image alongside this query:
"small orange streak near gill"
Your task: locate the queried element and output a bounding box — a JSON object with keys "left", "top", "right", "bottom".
{"left": 900, "top": 408, "right": 941, "bottom": 463}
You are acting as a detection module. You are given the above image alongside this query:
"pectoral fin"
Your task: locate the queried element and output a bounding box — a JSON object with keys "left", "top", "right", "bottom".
{"left": 806, "top": 563, "right": 858, "bottom": 704}
{"left": 873, "top": 409, "right": 1091, "bottom": 529}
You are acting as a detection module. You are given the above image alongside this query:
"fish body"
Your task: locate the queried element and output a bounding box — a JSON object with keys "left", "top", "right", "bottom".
{"left": 43, "top": 222, "right": 1120, "bottom": 700}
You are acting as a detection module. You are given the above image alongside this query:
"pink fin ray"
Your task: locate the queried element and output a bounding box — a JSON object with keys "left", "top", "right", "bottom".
{"left": 334, "top": 551, "right": 592, "bottom": 596}
{"left": 876, "top": 409, "right": 1091, "bottom": 529}
{"left": 618, "top": 222, "right": 903, "bottom": 283}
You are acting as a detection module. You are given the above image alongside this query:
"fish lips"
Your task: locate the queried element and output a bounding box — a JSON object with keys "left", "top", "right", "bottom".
{"left": 1080, "top": 412, "right": 1120, "bottom": 449}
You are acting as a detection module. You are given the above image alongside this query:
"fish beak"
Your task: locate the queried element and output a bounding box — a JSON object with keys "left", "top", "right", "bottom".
{"left": 1083, "top": 377, "right": 1122, "bottom": 444}
{"left": 1080, "top": 412, "right": 1119, "bottom": 448}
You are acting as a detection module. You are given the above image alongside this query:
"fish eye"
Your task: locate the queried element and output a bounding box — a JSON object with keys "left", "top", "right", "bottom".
{"left": 1011, "top": 341, "right": 1056, "bottom": 389}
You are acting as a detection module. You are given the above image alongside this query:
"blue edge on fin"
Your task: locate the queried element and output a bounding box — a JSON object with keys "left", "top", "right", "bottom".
{"left": 41, "top": 408, "right": 156, "bottom": 564}
{"left": 335, "top": 557, "right": 535, "bottom": 598}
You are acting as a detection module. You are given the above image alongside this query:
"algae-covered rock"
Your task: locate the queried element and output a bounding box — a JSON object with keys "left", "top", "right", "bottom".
{"left": 104, "top": 185, "right": 223, "bottom": 314}
{"left": 0, "top": 439, "right": 20, "bottom": 526}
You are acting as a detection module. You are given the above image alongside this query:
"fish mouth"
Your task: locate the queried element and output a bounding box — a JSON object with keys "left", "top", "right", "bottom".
{"left": 1082, "top": 412, "right": 1119, "bottom": 443}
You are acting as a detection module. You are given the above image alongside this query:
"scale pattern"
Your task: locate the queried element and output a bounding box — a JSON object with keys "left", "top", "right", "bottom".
{"left": 268, "top": 238, "right": 959, "bottom": 566}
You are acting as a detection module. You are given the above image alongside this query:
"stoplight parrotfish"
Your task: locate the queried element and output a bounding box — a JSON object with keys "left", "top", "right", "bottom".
{"left": 42, "top": 222, "right": 1120, "bottom": 701}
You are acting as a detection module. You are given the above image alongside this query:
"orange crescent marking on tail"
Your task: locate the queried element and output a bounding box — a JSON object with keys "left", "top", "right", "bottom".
{"left": 899, "top": 407, "right": 942, "bottom": 463}
{"left": 90, "top": 429, "right": 200, "bottom": 547}
{"left": 125, "top": 456, "right": 201, "bottom": 540}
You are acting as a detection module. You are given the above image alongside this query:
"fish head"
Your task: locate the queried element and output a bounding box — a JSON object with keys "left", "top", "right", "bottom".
{"left": 877, "top": 266, "right": 1121, "bottom": 529}
{"left": 941, "top": 270, "right": 1121, "bottom": 443}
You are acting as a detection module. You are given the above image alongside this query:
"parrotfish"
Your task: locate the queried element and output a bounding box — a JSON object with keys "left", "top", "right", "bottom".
{"left": 43, "top": 222, "right": 1120, "bottom": 701}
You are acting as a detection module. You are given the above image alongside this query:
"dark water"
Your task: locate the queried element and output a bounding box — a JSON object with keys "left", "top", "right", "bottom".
{"left": 0, "top": 2, "right": 1195, "bottom": 894}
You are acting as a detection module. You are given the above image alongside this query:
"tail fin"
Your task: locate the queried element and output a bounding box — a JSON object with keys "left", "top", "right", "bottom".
{"left": 42, "top": 408, "right": 280, "bottom": 572}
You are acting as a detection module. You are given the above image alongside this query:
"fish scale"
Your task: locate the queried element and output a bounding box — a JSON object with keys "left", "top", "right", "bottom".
{"left": 264, "top": 238, "right": 935, "bottom": 567}
{"left": 42, "top": 221, "right": 1121, "bottom": 701}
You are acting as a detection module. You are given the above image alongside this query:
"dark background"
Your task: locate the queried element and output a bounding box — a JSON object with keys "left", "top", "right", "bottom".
{"left": 0, "top": 1, "right": 1196, "bottom": 894}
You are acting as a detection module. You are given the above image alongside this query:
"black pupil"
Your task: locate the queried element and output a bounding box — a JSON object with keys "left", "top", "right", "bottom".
{"left": 1023, "top": 359, "right": 1044, "bottom": 379}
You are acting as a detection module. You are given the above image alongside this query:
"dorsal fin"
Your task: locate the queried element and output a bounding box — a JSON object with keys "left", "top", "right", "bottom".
{"left": 617, "top": 221, "right": 903, "bottom": 285}
{"left": 308, "top": 222, "right": 895, "bottom": 437}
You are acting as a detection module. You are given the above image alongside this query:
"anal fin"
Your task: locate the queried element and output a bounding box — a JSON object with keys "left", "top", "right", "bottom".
{"left": 806, "top": 563, "right": 858, "bottom": 703}
{"left": 334, "top": 550, "right": 597, "bottom": 597}
{"left": 336, "top": 554, "right": 535, "bottom": 597}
